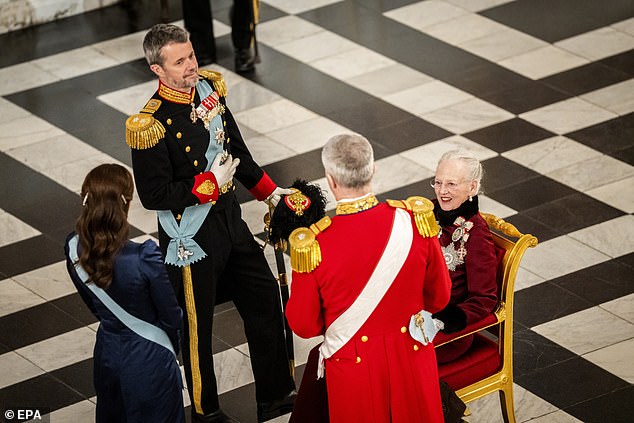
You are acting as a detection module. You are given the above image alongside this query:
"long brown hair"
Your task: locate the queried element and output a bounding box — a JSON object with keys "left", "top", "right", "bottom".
{"left": 75, "top": 164, "right": 133, "bottom": 288}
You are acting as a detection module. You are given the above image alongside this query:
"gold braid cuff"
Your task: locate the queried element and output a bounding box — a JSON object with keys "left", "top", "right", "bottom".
{"left": 125, "top": 113, "right": 165, "bottom": 150}
{"left": 387, "top": 196, "right": 439, "bottom": 238}
{"left": 289, "top": 216, "right": 331, "bottom": 273}
{"left": 198, "top": 70, "right": 227, "bottom": 97}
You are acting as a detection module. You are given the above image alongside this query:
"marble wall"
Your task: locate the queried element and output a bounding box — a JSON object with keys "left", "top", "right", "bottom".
{"left": 0, "top": 0, "right": 120, "bottom": 34}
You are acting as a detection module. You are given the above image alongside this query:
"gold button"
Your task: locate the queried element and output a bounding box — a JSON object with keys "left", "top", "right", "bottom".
{"left": 413, "top": 345, "right": 419, "bottom": 351}
{"left": 185, "top": 146, "right": 191, "bottom": 152}
{"left": 176, "top": 214, "right": 182, "bottom": 220}
{"left": 176, "top": 132, "right": 182, "bottom": 139}
{"left": 401, "top": 326, "right": 407, "bottom": 333}
{"left": 166, "top": 118, "right": 172, "bottom": 125}
{"left": 356, "top": 356, "right": 361, "bottom": 363}
{"left": 361, "top": 335, "right": 368, "bottom": 342}
{"left": 226, "top": 137, "right": 230, "bottom": 143}
{"left": 194, "top": 160, "right": 198, "bottom": 166}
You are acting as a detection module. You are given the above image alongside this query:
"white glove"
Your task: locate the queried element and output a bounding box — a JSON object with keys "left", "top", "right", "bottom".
{"left": 266, "top": 187, "right": 294, "bottom": 207}
{"left": 210, "top": 154, "right": 240, "bottom": 188}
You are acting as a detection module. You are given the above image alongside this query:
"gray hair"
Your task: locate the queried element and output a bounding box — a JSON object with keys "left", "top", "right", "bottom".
{"left": 321, "top": 134, "right": 374, "bottom": 188}
{"left": 143, "top": 24, "right": 190, "bottom": 66}
{"left": 438, "top": 149, "right": 484, "bottom": 192}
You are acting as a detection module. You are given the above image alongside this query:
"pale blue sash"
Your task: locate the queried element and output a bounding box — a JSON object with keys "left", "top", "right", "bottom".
{"left": 67, "top": 234, "right": 176, "bottom": 357}
{"left": 158, "top": 79, "right": 225, "bottom": 267}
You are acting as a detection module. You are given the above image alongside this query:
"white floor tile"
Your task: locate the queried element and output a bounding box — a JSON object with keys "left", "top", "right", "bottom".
{"left": 31, "top": 46, "right": 119, "bottom": 80}
{"left": 425, "top": 13, "right": 508, "bottom": 46}
{"left": 275, "top": 31, "right": 358, "bottom": 64}
{"left": 16, "top": 327, "right": 96, "bottom": 373}
{"left": 346, "top": 64, "right": 434, "bottom": 97}
{"left": 257, "top": 16, "right": 323, "bottom": 46}
{"left": 421, "top": 97, "right": 514, "bottom": 134}
{"left": 267, "top": 116, "right": 348, "bottom": 155}
{"left": 586, "top": 175, "right": 634, "bottom": 213}
{"left": 0, "top": 351, "right": 45, "bottom": 389}
{"left": 499, "top": 45, "right": 588, "bottom": 80}
{"left": 567, "top": 215, "right": 634, "bottom": 259}
{"left": 311, "top": 46, "right": 395, "bottom": 80}
{"left": 400, "top": 135, "right": 497, "bottom": 172}
{"left": 520, "top": 235, "right": 610, "bottom": 280}
{"left": 584, "top": 337, "right": 634, "bottom": 383}
{"left": 12, "top": 261, "right": 75, "bottom": 301}
{"left": 520, "top": 97, "right": 617, "bottom": 135}
{"left": 581, "top": 79, "right": 634, "bottom": 116}
{"left": 502, "top": 136, "right": 602, "bottom": 174}
{"left": 243, "top": 134, "right": 297, "bottom": 166}
{"left": 601, "top": 293, "right": 634, "bottom": 325}
{"left": 384, "top": 1, "right": 469, "bottom": 31}
{"left": 546, "top": 154, "right": 634, "bottom": 192}
{"left": 458, "top": 28, "right": 547, "bottom": 62}
{"left": 0, "top": 115, "right": 65, "bottom": 152}
{"left": 612, "top": 17, "right": 634, "bottom": 36}
{"left": 234, "top": 99, "right": 317, "bottom": 134}
{"left": 0, "top": 62, "right": 60, "bottom": 96}
{"left": 556, "top": 27, "right": 634, "bottom": 61}
{"left": 0, "top": 210, "right": 41, "bottom": 248}
{"left": 384, "top": 80, "right": 473, "bottom": 116}
{"left": 445, "top": 0, "right": 513, "bottom": 13}
{"left": 0, "top": 279, "right": 46, "bottom": 318}
{"left": 262, "top": 0, "right": 343, "bottom": 15}
{"left": 532, "top": 306, "right": 634, "bottom": 355}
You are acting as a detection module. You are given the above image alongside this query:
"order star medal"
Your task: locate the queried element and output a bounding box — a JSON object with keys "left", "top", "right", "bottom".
{"left": 214, "top": 127, "right": 225, "bottom": 144}
{"left": 442, "top": 243, "right": 464, "bottom": 271}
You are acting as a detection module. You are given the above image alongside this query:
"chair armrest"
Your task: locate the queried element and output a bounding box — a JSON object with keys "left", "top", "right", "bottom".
{"left": 434, "top": 313, "right": 499, "bottom": 348}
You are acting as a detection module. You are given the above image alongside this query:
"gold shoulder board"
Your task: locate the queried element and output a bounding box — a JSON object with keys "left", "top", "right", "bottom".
{"left": 198, "top": 69, "right": 227, "bottom": 97}
{"left": 125, "top": 113, "right": 166, "bottom": 150}
{"left": 289, "top": 216, "right": 332, "bottom": 273}
{"left": 403, "top": 196, "right": 439, "bottom": 238}
{"left": 386, "top": 199, "right": 406, "bottom": 209}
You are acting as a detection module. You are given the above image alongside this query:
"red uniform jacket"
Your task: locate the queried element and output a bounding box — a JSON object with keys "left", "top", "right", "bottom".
{"left": 287, "top": 202, "right": 451, "bottom": 423}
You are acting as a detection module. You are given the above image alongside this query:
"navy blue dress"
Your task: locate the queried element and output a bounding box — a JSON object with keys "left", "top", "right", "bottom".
{"left": 64, "top": 233, "right": 185, "bottom": 423}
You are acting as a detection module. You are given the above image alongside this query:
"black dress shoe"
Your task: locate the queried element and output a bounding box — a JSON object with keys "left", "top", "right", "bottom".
{"left": 257, "top": 390, "right": 297, "bottom": 422}
{"left": 192, "top": 409, "right": 236, "bottom": 423}
{"left": 234, "top": 48, "right": 256, "bottom": 73}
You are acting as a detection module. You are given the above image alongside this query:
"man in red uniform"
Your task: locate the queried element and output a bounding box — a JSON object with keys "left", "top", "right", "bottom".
{"left": 286, "top": 133, "right": 452, "bottom": 423}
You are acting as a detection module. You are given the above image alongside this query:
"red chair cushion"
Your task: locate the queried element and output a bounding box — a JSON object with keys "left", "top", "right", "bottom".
{"left": 437, "top": 333, "right": 501, "bottom": 391}
{"left": 434, "top": 313, "right": 498, "bottom": 346}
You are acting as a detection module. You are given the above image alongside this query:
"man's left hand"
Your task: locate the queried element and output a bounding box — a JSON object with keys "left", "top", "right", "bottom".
{"left": 266, "top": 187, "right": 294, "bottom": 207}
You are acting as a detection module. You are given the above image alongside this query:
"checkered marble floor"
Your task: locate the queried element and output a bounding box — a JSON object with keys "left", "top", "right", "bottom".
{"left": 1, "top": 0, "right": 633, "bottom": 422}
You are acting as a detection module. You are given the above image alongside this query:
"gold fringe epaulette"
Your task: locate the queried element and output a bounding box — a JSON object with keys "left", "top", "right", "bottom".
{"left": 289, "top": 216, "right": 331, "bottom": 273}
{"left": 125, "top": 113, "right": 166, "bottom": 150}
{"left": 198, "top": 69, "right": 227, "bottom": 97}
{"left": 387, "top": 196, "right": 438, "bottom": 238}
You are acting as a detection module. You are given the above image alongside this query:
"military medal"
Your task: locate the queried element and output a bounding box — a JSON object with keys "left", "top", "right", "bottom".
{"left": 214, "top": 127, "right": 225, "bottom": 144}
{"left": 192, "top": 91, "right": 226, "bottom": 130}
{"left": 442, "top": 216, "right": 474, "bottom": 270}
{"left": 190, "top": 102, "right": 198, "bottom": 123}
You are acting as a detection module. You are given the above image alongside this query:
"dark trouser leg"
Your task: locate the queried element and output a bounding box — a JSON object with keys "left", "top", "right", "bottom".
{"left": 223, "top": 201, "right": 295, "bottom": 402}
{"left": 169, "top": 258, "right": 222, "bottom": 415}
{"left": 230, "top": 0, "right": 257, "bottom": 72}
{"left": 183, "top": 0, "right": 216, "bottom": 63}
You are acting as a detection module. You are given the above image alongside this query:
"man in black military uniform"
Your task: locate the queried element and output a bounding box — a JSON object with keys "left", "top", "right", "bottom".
{"left": 183, "top": 0, "right": 259, "bottom": 72}
{"left": 126, "top": 24, "right": 296, "bottom": 423}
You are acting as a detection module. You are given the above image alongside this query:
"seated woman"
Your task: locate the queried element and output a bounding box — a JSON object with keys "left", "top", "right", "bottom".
{"left": 430, "top": 150, "right": 498, "bottom": 363}
{"left": 64, "top": 164, "right": 184, "bottom": 423}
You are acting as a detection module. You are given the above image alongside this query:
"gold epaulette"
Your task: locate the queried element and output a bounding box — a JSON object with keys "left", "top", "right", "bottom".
{"left": 125, "top": 113, "right": 165, "bottom": 150}
{"left": 198, "top": 69, "right": 227, "bottom": 97}
{"left": 387, "top": 196, "right": 438, "bottom": 238}
{"left": 289, "top": 216, "right": 332, "bottom": 273}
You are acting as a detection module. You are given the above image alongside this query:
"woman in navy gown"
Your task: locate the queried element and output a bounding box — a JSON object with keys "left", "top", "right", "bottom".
{"left": 64, "top": 163, "right": 185, "bottom": 423}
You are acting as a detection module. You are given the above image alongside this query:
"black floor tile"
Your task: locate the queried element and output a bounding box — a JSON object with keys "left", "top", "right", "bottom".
{"left": 479, "top": 156, "right": 541, "bottom": 194}
{"left": 0, "top": 373, "right": 85, "bottom": 414}
{"left": 50, "top": 294, "right": 98, "bottom": 327}
{"left": 504, "top": 213, "right": 562, "bottom": 242}
{"left": 541, "top": 61, "right": 632, "bottom": 96}
{"left": 600, "top": 49, "right": 634, "bottom": 77}
{"left": 611, "top": 144, "right": 634, "bottom": 166}
{"left": 565, "top": 385, "right": 634, "bottom": 423}
{"left": 616, "top": 252, "right": 634, "bottom": 269}
{"left": 553, "top": 258, "right": 634, "bottom": 305}
{"left": 0, "top": 302, "right": 85, "bottom": 349}
{"left": 49, "top": 358, "right": 95, "bottom": 399}
{"left": 263, "top": 150, "right": 324, "bottom": 188}
{"left": 513, "top": 328, "right": 578, "bottom": 378}
{"left": 371, "top": 116, "right": 452, "bottom": 154}
{"left": 484, "top": 81, "right": 570, "bottom": 115}
{"left": 465, "top": 118, "right": 554, "bottom": 153}
{"left": 521, "top": 192, "right": 624, "bottom": 235}
{"left": 514, "top": 282, "right": 593, "bottom": 329}
{"left": 566, "top": 112, "right": 634, "bottom": 155}
{"left": 0, "top": 235, "right": 64, "bottom": 279}
{"left": 487, "top": 176, "right": 579, "bottom": 213}
{"left": 481, "top": 0, "right": 634, "bottom": 42}
{"left": 212, "top": 307, "right": 248, "bottom": 349}
{"left": 378, "top": 180, "right": 435, "bottom": 203}
{"left": 516, "top": 356, "right": 629, "bottom": 410}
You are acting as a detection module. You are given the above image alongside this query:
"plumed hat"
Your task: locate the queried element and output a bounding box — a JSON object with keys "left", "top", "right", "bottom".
{"left": 269, "top": 179, "right": 327, "bottom": 245}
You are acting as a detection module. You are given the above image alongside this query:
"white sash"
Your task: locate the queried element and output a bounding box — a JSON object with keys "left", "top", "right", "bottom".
{"left": 317, "top": 208, "right": 413, "bottom": 378}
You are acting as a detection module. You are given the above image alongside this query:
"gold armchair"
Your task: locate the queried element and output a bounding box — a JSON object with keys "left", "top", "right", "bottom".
{"left": 435, "top": 213, "right": 538, "bottom": 423}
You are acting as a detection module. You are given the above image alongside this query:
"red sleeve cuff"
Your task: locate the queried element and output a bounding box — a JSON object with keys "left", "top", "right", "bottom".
{"left": 192, "top": 172, "right": 219, "bottom": 204}
{"left": 249, "top": 172, "right": 276, "bottom": 201}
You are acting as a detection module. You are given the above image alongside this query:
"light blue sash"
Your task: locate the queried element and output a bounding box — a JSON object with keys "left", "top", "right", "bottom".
{"left": 67, "top": 234, "right": 176, "bottom": 357}
{"left": 158, "top": 79, "right": 225, "bottom": 267}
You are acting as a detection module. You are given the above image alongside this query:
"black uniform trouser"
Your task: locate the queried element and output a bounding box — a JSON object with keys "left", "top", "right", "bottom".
{"left": 163, "top": 193, "right": 295, "bottom": 415}
{"left": 183, "top": 0, "right": 255, "bottom": 57}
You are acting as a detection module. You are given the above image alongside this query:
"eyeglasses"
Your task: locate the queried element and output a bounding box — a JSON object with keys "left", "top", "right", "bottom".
{"left": 430, "top": 179, "right": 466, "bottom": 192}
